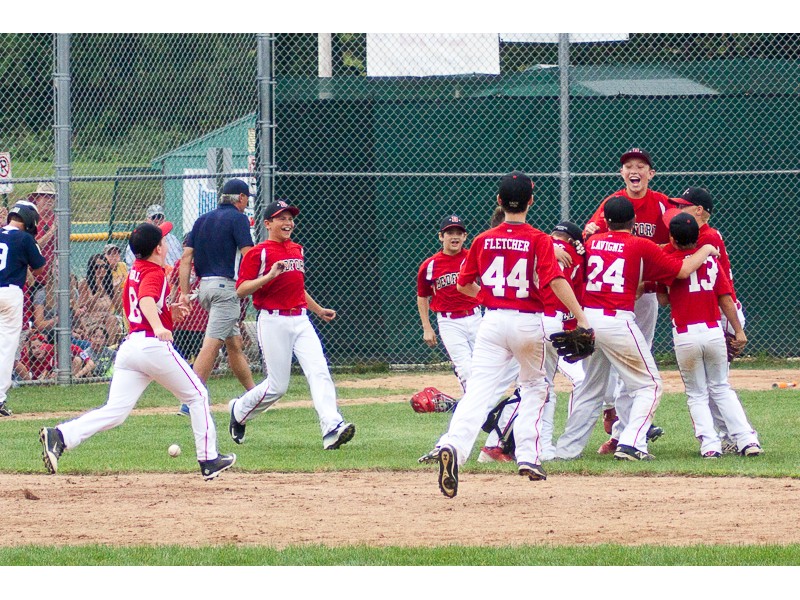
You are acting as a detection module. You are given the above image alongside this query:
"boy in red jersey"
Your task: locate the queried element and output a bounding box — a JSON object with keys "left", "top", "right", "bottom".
{"left": 658, "top": 211, "right": 761, "bottom": 457}
{"left": 669, "top": 187, "right": 747, "bottom": 452}
{"left": 420, "top": 171, "right": 590, "bottom": 498}
{"left": 229, "top": 200, "right": 355, "bottom": 450}
{"left": 556, "top": 196, "right": 720, "bottom": 461}
{"left": 586, "top": 148, "right": 671, "bottom": 454}
{"left": 39, "top": 222, "right": 236, "bottom": 481}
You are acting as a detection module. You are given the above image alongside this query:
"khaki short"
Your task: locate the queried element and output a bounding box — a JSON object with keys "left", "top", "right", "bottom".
{"left": 198, "top": 278, "right": 241, "bottom": 340}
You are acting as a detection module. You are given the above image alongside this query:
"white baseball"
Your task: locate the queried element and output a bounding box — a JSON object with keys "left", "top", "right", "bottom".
{"left": 168, "top": 444, "right": 181, "bottom": 457}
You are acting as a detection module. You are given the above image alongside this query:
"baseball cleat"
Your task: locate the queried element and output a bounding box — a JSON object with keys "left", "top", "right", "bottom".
{"left": 437, "top": 444, "right": 458, "bottom": 498}
{"left": 702, "top": 450, "right": 722, "bottom": 459}
{"left": 477, "top": 446, "right": 514, "bottom": 463}
{"left": 720, "top": 437, "right": 738, "bottom": 455}
{"left": 0, "top": 402, "right": 12, "bottom": 417}
{"left": 418, "top": 447, "right": 441, "bottom": 464}
{"left": 228, "top": 399, "right": 246, "bottom": 445}
{"left": 741, "top": 443, "right": 764, "bottom": 457}
{"left": 614, "top": 444, "right": 654, "bottom": 461}
{"left": 199, "top": 453, "right": 236, "bottom": 481}
{"left": 177, "top": 403, "right": 190, "bottom": 416}
{"left": 40, "top": 427, "right": 65, "bottom": 474}
{"left": 323, "top": 421, "right": 355, "bottom": 450}
{"left": 597, "top": 438, "right": 619, "bottom": 455}
{"left": 518, "top": 462, "right": 547, "bottom": 481}
{"left": 646, "top": 425, "right": 664, "bottom": 443}
{"left": 602, "top": 407, "right": 617, "bottom": 435}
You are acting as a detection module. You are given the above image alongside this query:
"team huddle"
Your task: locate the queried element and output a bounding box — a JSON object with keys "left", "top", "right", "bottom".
{"left": 416, "top": 148, "right": 760, "bottom": 499}
{"left": 0, "top": 147, "right": 759, "bottom": 491}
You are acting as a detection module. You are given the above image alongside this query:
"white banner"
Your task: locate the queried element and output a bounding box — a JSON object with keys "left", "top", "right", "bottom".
{"left": 182, "top": 170, "right": 255, "bottom": 240}
{"left": 366, "top": 33, "right": 500, "bottom": 77}
{"left": 500, "top": 33, "right": 628, "bottom": 43}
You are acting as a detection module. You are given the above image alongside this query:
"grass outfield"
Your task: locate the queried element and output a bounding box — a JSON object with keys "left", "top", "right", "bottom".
{"left": 2, "top": 373, "right": 799, "bottom": 567}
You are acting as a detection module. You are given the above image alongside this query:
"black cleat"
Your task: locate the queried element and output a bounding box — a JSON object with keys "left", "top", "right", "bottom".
{"left": 199, "top": 453, "right": 236, "bottom": 480}
{"left": 518, "top": 462, "right": 547, "bottom": 481}
{"left": 437, "top": 444, "right": 458, "bottom": 498}
{"left": 228, "top": 399, "right": 246, "bottom": 445}
{"left": 40, "top": 427, "right": 65, "bottom": 474}
{"left": 646, "top": 425, "right": 664, "bottom": 443}
{"left": 614, "top": 444, "right": 654, "bottom": 461}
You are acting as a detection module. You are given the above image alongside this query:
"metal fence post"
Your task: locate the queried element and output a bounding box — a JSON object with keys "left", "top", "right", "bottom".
{"left": 54, "top": 33, "right": 72, "bottom": 384}
{"left": 256, "top": 33, "right": 275, "bottom": 242}
{"left": 558, "top": 33, "right": 571, "bottom": 221}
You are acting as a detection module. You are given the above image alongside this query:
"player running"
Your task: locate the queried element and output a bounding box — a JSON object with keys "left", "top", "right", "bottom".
{"left": 39, "top": 222, "right": 236, "bottom": 480}
{"left": 419, "top": 171, "right": 590, "bottom": 498}
{"left": 0, "top": 202, "right": 46, "bottom": 417}
{"left": 658, "top": 210, "right": 762, "bottom": 457}
{"left": 228, "top": 200, "right": 355, "bottom": 450}
{"left": 555, "top": 196, "right": 720, "bottom": 461}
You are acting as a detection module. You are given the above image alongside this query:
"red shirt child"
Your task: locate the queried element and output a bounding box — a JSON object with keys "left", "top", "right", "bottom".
{"left": 237, "top": 240, "right": 307, "bottom": 311}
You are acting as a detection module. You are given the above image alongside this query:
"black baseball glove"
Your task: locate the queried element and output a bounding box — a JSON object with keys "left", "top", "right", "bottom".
{"left": 550, "top": 327, "right": 595, "bottom": 363}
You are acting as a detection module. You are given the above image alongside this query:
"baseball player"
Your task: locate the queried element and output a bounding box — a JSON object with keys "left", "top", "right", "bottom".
{"left": 416, "top": 214, "right": 519, "bottom": 462}
{"left": 420, "top": 171, "right": 590, "bottom": 498}
{"left": 657, "top": 211, "right": 762, "bottom": 457}
{"left": 0, "top": 201, "right": 46, "bottom": 417}
{"left": 228, "top": 200, "right": 355, "bottom": 450}
{"left": 585, "top": 148, "right": 671, "bottom": 455}
{"left": 39, "top": 221, "right": 236, "bottom": 481}
{"left": 539, "top": 221, "right": 587, "bottom": 460}
{"left": 555, "top": 196, "right": 720, "bottom": 461}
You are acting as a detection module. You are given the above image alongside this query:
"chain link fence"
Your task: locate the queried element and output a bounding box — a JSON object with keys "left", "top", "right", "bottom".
{"left": 1, "top": 33, "right": 798, "bottom": 384}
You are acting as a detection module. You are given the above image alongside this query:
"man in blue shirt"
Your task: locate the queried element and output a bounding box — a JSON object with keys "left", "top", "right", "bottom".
{"left": 0, "top": 201, "right": 47, "bottom": 416}
{"left": 179, "top": 179, "right": 255, "bottom": 395}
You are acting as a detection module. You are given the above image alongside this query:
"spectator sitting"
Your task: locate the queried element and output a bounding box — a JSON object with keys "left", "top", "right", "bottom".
{"left": 31, "top": 276, "right": 89, "bottom": 349}
{"left": 104, "top": 243, "right": 128, "bottom": 313}
{"left": 15, "top": 334, "right": 93, "bottom": 381}
{"left": 80, "top": 325, "right": 117, "bottom": 378}
{"left": 125, "top": 204, "right": 182, "bottom": 268}
{"left": 78, "top": 254, "right": 122, "bottom": 344}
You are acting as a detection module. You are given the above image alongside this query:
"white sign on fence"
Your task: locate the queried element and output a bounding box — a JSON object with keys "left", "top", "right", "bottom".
{"left": 0, "top": 152, "right": 12, "bottom": 194}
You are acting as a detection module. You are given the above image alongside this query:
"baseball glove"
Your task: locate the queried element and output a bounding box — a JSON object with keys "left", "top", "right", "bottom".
{"left": 410, "top": 387, "right": 457, "bottom": 413}
{"left": 725, "top": 332, "right": 743, "bottom": 362}
{"left": 550, "top": 327, "right": 595, "bottom": 363}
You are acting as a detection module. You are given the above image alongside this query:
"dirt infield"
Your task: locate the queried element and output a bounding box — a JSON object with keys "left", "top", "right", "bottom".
{"left": 4, "top": 369, "right": 798, "bottom": 548}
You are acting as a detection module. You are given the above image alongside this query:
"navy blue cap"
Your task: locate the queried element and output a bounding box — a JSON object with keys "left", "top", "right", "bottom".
{"left": 669, "top": 212, "right": 699, "bottom": 246}
{"left": 552, "top": 221, "right": 583, "bottom": 242}
{"left": 222, "top": 179, "right": 253, "bottom": 196}
{"left": 620, "top": 147, "right": 652, "bottom": 167}
{"left": 604, "top": 196, "right": 635, "bottom": 224}
{"left": 498, "top": 171, "right": 533, "bottom": 212}
{"left": 439, "top": 214, "right": 466, "bottom": 233}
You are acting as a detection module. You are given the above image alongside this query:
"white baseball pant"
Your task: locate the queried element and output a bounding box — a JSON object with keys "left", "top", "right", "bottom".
{"left": 609, "top": 292, "right": 659, "bottom": 440}
{"left": 437, "top": 310, "right": 520, "bottom": 449}
{"left": 540, "top": 313, "right": 585, "bottom": 460}
{"left": 712, "top": 299, "right": 746, "bottom": 439}
{"left": 673, "top": 324, "right": 759, "bottom": 453}
{"left": 556, "top": 308, "right": 662, "bottom": 458}
{"left": 0, "top": 286, "right": 24, "bottom": 406}
{"left": 57, "top": 332, "right": 219, "bottom": 461}
{"left": 437, "top": 309, "right": 548, "bottom": 467}
{"left": 232, "top": 310, "right": 343, "bottom": 436}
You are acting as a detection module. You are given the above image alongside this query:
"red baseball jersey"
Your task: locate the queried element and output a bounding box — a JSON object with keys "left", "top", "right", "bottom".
{"left": 237, "top": 240, "right": 307, "bottom": 311}
{"left": 583, "top": 231, "right": 682, "bottom": 312}
{"left": 417, "top": 249, "right": 480, "bottom": 313}
{"left": 586, "top": 189, "right": 671, "bottom": 244}
{"left": 458, "top": 223, "right": 563, "bottom": 312}
{"left": 541, "top": 239, "right": 584, "bottom": 317}
{"left": 662, "top": 245, "right": 733, "bottom": 328}
{"left": 697, "top": 223, "right": 738, "bottom": 304}
{"left": 125, "top": 259, "right": 173, "bottom": 335}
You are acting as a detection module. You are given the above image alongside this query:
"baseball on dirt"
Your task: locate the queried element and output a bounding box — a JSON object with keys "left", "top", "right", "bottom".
{"left": 168, "top": 444, "right": 181, "bottom": 457}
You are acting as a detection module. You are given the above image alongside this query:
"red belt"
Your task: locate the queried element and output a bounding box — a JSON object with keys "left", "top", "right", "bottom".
{"left": 674, "top": 321, "right": 719, "bottom": 334}
{"left": 487, "top": 308, "right": 541, "bottom": 315}
{"left": 265, "top": 308, "right": 306, "bottom": 316}
{"left": 438, "top": 308, "right": 479, "bottom": 319}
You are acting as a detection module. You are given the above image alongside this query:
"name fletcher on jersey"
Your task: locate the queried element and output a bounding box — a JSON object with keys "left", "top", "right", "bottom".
{"left": 483, "top": 238, "right": 531, "bottom": 252}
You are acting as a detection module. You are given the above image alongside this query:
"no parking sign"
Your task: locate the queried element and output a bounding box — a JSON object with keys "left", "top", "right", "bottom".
{"left": 0, "top": 152, "right": 12, "bottom": 194}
